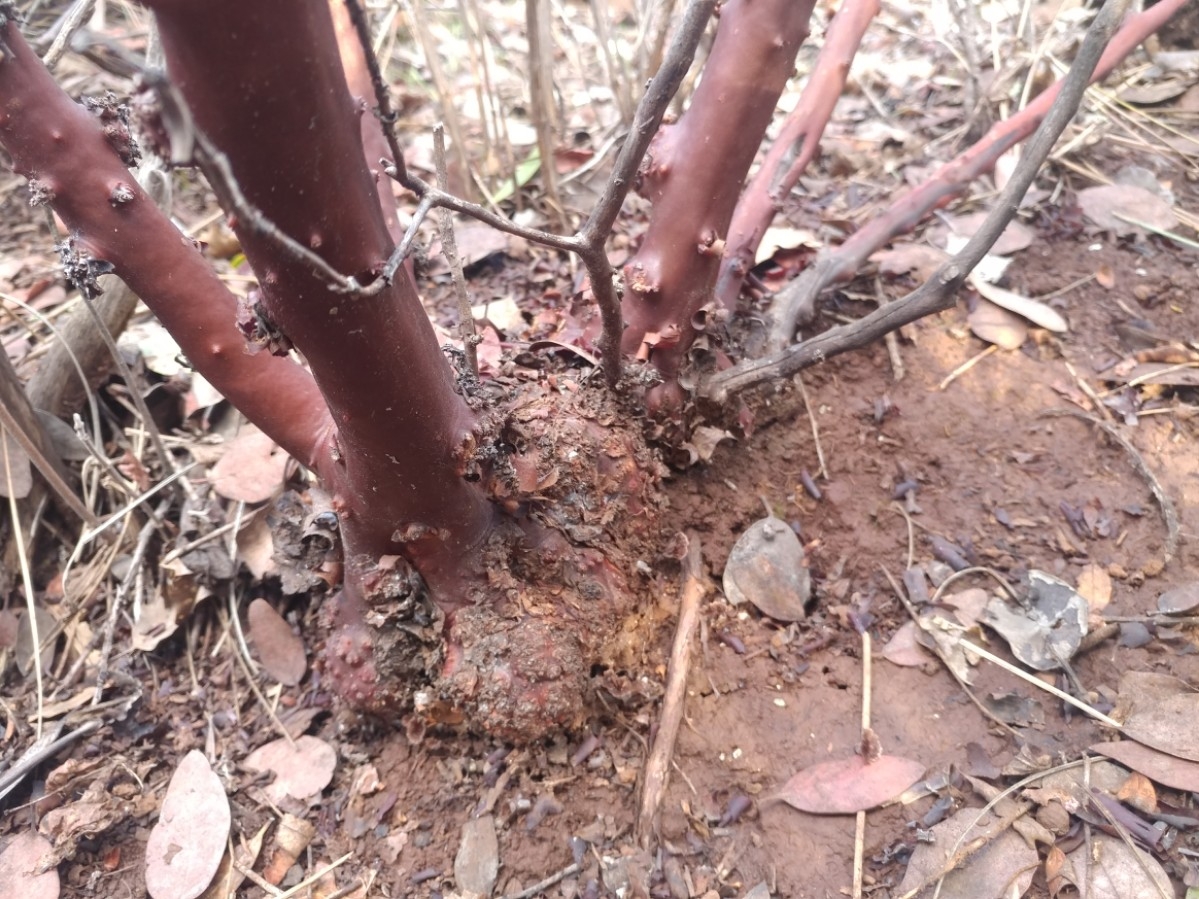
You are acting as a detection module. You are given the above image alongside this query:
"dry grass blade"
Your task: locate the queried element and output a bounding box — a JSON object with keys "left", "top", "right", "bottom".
{"left": 3, "top": 428, "right": 44, "bottom": 736}
{"left": 636, "top": 532, "right": 706, "bottom": 848}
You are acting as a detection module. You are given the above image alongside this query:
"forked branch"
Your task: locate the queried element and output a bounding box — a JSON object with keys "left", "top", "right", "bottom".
{"left": 344, "top": 0, "right": 718, "bottom": 386}
{"left": 702, "top": 0, "right": 1134, "bottom": 403}
{"left": 766, "top": 0, "right": 1187, "bottom": 349}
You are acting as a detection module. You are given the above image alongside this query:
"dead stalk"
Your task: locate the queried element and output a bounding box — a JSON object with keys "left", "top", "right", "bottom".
{"left": 636, "top": 533, "right": 706, "bottom": 848}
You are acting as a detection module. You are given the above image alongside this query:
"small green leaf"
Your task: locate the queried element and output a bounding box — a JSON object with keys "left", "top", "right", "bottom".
{"left": 490, "top": 148, "right": 541, "bottom": 205}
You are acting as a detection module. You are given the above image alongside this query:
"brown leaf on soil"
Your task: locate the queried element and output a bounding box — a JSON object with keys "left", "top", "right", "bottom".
{"left": 1076, "top": 184, "right": 1178, "bottom": 236}
{"left": 881, "top": 621, "right": 933, "bottom": 668}
{"left": 774, "top": 754, "right": 924, "bottom": 814}
{"left": 1091, "top": 740, "right": 1199, "bottom": 793}
{"left": 244, "top": 735, "right": 337, "bottom": 804}
{"left": 945, "top": 211, "right": 1035, "bottom": 255}
{"left": 144, "top": 750, "right": 230, "bottom": 899}
{"left": 1116, "top": 671, "right": 1199, "bottom": 762}
{"left": 967, "top": 299, "right": 1028, "bottom": 350}
{"left": 248, "top": 599, "right": 307, "bottom": 686}
{"left": 234, "top": 509, "right": 277, "bottom": 579}
{"left": 0, "top": 831, "right": 60, "bottom": 899}
{"left": 209, "top": 426, "right": 289, "bottom": 503}
{"left": 0, "top": 430, "right": 32, "bottom": 499}
{"left": 1057, "top": 833, "right": 1172, "bottom": 899}
{"left": 1158, "top": 581, "right": 1199, "bottom": 615}
{"left": 1114, "top": 770, "right": 1158, "bottom": 815}
{"left": 897, "top": 807, "right": 1038, "bottom": 899}
{"left": 872, "top": 243, "right": 947, "bottom": 281}
{"left": 14, "top": 605, "right": 57, "bottom": 676}
{"left": 1076, "top": 562, "right": 1112, "bottom": 612}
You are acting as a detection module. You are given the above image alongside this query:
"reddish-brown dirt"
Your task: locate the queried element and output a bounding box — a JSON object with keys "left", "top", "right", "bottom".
{"left": 11, "top": 194, "right": 1196, "bottom": 898}
{"left": 3, "top": 6, "right": 1199, "bottom": 899}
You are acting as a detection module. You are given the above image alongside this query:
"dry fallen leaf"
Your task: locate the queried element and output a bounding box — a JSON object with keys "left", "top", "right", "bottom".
{"left": 1158, "top": 581, "right": 1199, "bottom": 615}
{"left": 872, "top": 244, "right": 947, "bottom": 281}
{"left": 881, "top": 621, "right": 933, "bottom": 668}
{"left": 244, "top": 735, "right": 337, "bottom": 804}
{"left": 967, "top": 299, "right": 1029, "bottom": 350}
{"left": 1090, "top": 740, "right": 1199, "bottom": 793}
{"left": 1077, "top": 184, "right": 1178, "bottom": 236}
{"left": 145, "top": 750, "right": 230, "bottom": 899}
{"left": 1057, "top": 832, "right": 1171, "bottom": 899}
{"left": 945, "top": 211, "right": 1035, "bottom": 255}
{"left": 248, "top": 599, "right": 307, "bottom": 686}
{"left": 723, "top": 515, "right": 810, "bottom": 621}
{"left": 897, "top": 807, "right": 1037, "bottom": 899}
{"left": 209, "top": 427, "right": 289, "bottom": 503}
{"left": 0, "top": 430, "right": 32, "bottom": 499}
{"left": 969, "top": 274, "right": 1068, "bottom": 333}
{"left": 775, "top": 754, "right": 924, "bottom": 814}
{"left": 1076, "top": 562, "right": 1113, "bottom": 612}
{"left": 1117, "top": 671, "right": 1199, "bottom": 762}
{"left": 0, "top": 831, "right": 60, "bottom": 899}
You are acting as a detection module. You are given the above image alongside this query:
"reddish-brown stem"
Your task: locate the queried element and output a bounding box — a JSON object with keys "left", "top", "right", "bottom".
{"left": 619, "top": 0, "right": 817, "bottom": 383}
{"left": 708, "top": 0, "right": 1140, "bottom": 400}
{"left": 769, "top": 0, "right": 1189, "bottom": 347}
{"left": 0, "top": 16, "right": 331, "bottom": 471}
{"left": 146, "top": 0, "right": 495, "bottom": 586}
{"left": 716, "top": 0, "right": 879, "bottom": 310}
{"left": 330, "top": 0, "right": 404, "bottom": 245}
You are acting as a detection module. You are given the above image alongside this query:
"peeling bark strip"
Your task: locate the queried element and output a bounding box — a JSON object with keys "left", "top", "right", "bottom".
{"left": 620, "top": 0, "right": 818, "bottom": 380}
{"left": 0, "top": 13, "right": 330, "bottom": 470}
{"left": 768, "top": 0, "right": 1191, "bottom": 345}
{"left": 144, "top": 0, "right": 495, "bottom": 583}
{"left": 716, "top": 0, "right": 880, "bottom": 309}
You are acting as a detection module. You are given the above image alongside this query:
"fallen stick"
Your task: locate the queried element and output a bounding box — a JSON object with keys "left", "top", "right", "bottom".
{"left": 636, "top": 532, "right": 707, "bottom": 848}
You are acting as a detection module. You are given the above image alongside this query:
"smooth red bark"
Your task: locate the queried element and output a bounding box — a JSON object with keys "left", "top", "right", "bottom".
{"left": 716, "top": 0, "right": 879, "bottom": 309}
{"left": 619, "top": 0, "right": 817, "bottom": 382}
{"left": 144, "top": 0, "right": 495, "bottom": 587}
{"left": 0, "top": 16, "right": 331, "bottom": 471}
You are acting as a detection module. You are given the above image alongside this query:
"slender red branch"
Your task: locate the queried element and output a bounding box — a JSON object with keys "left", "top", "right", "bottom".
{"left": 769, "top": 0, "right": 1189, "bottom": 346}
{"left": 0, "top": 15, "right": 331, "bottom": 471}
{"left": 330, "top": 0, "right": 404, "bottom": 245}
{"left": 145, "top": 0, "right": 495, "bottom": 584}
{"left": 619, "top": 0, "right": 817, "bottom": 385}
{"left": 716, "top": 0, "right": 879, "bottom": 309}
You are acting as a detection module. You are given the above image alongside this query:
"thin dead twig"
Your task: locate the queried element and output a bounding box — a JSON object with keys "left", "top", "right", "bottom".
{"left": 879, "top": 566, "right": 1020, "bottom": 740}
{"left": 346, "top": 0, "right": 718, "bottom": 387}
{"left": 705, "top": 0, "right": 1136, "bottom": 401}
{"left": 501, "top": 862, "right": 583, "bottom": 899}
{"left": 434, "top": 124, "right": 480, "bottom": 380}
{"left": 636, "top": 532, "right": 706, "bottom": 848}
{"left": 794, "top": 373, "right": 827, "bottom": 480}
{"left": 852, "top": 627, "right": 871, "bottom": 899}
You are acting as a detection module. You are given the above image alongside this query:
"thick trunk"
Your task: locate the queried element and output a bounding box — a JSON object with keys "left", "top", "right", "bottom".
{"left": 620, "top": 0, "right": 817, "bottom": 384}
{"left": 145, "top": 0, "right": 496, "bottom": 588}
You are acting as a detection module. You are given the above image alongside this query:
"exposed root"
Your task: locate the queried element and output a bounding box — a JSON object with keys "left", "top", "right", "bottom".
{"left": 318, "top": 374, "right": 666, "bottom": 740}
